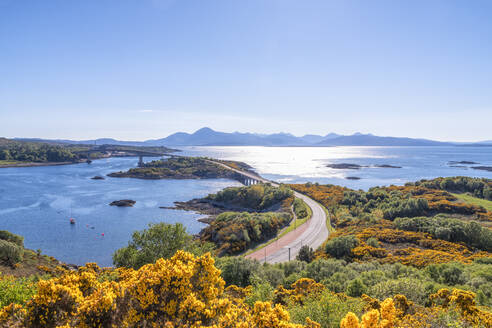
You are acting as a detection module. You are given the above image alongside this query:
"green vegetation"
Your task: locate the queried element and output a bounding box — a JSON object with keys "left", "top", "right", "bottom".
{"left": 0, "top": 231, "right": 24, "bottom": 247}
{"left": 113, "top": 222, "right": 214, "bottom": 269}
{"left": 395, "top": 215, "right": 492, "bottom": 252}
{"left": 290, "top": 177, "right": 492, "bottom": 269}
{"left": 0, "top": 240, "right": 24, "bottom": 266}
{"left": 324, "top": 236, "right": 359, "bottom": 259}
{"left": 108, "top": 156, "right": 242, "bottom": 180}
{"left": 288, "top": 290, "right": 364, "bottom": 328}
{"left": 0, "top": 138, "right": 77, "bottom": 163}
{"left": 0, "top": 276, "right": 37, "bottom": 308}
{"left": 293, "top": 198, "right": 311, "bottom": 221}
{"left": 201, "top": 211, "right": 291, "bottom": 255}
{"left": 0, "top": 138, "right": 175, "bottom": 166}
{"left": 215, "top": 256, "right": 492, "bottom": 308}
{"left": 0, "top": 231, "right": 25, "bottom": 266}
{"left": 296, "top": 245, "right": 315, "bottom": 263}
{"left": 454, "top": 192, "right": 492, "bottom": 212}
{"left": 208, "top": 184, "right": 293, "bottom": 211}
{"left": 409, "top": 176, "right": 492, "bottom": 200}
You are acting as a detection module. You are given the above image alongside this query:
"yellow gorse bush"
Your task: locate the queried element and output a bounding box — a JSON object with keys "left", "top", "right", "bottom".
{"left": 0, "top": 251, "right": 318, "bottom": 328}
{"left": 341, "top": 289, "right": 492, "bottom": 328}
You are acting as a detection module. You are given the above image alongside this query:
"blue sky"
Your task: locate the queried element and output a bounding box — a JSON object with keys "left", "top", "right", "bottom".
{"left": 1, "top": 0, "right": 491, "bottom": 141}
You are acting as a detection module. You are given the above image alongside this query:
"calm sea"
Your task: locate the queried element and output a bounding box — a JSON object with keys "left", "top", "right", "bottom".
{"left": 0, "top": 146, "right": 490, "bottom": 266}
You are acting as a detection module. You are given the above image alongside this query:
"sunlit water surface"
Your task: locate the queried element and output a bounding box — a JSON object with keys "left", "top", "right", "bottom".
{"left": 180, "top": 146, "right": 492, "bottom": 189}
{"left": 0, "top": 146, "right": 490, "bottom": 266}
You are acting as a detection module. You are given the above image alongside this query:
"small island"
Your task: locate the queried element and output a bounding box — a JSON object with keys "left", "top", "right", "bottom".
{"left": 327, "top": 163, "right": 364, "bottom": 169}
{"left": 91, "top": 175, "right": 105, "bottom": 180}
{"left": 109, "top": 199, "right": 136, "bottom": 207}
{"left": 107, "top": 156, "right": 252, "bottom": 181}
{"left": 448, "top": 161, "right": 479, "bottom": 165}
{"left": 373, "top": 164, "right": 402, "bottom": 168}
{"left": 327, "top": 163, "right": 402, "bottom": 169}
{"left": 473, "top": 166, "right": 492, "bottom": 172}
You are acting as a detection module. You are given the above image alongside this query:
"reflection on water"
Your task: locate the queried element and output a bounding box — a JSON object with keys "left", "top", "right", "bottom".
{"left": 179, "top": 146, "right": 492, "bottom": 189}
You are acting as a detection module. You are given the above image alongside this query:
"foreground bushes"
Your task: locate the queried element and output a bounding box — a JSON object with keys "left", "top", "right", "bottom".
{"left": 0, "top": 251, "right": 318, "bottom": 328}
{"left": 340, "top": 289, "right": 492, "bottom": 328}
{"left": 0, "top": 275, "right": 37, "bottom": 308}
{"left": 1, "top": 252, "right": 491, "bottom": 327}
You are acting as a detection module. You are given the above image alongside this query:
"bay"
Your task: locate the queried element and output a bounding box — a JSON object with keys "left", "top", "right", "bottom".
{"left": 0, "top": 146, "right": 490, "bottom": 266}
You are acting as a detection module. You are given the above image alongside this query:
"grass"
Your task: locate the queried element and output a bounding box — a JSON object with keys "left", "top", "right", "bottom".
{"left": 452, "top": 193, "right": 492, "bottom": 212}
{"left": 0, "top": 160, "right": 25, "bottom": 165}
{"left": 243, "top": 198, "right": 312, "bottom": 255}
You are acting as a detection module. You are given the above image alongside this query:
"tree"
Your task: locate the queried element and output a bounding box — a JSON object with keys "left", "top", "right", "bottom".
{"left": 296, "top": 245, "right": 315, "bottom": 263}
{"left": 0, "top": 150, "right": 11, "bottom": 161}
{"left": 113, "top": 222, "right": 213, "bottom": 269}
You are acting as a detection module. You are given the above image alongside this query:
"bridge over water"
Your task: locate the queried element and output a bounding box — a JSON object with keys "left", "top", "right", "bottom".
{"left": 76, "top": 145, "right": 170, "bottom": 166}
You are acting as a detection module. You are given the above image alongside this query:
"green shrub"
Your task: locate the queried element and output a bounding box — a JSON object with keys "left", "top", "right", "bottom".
{"left": 288, "top": 290, "right": 364, "bottom": 328}
{"left": 276, "top": 260, "right": 307, "bottom": 277}
{"left": 368, "top": 278, "right": 428, "bottom": 304}
{"left": 245, "top": 281, "right": 274, "bottom": 307}
{"left": 255, "top": 265, "right": 285, "bottom": 288}
{"left": 293, "top": 198, "right": 309, "bottom": 220}
{"left": 0, "top": 230, "right": 24, "bottom": 247}
{"left": 346, "top": 278, "right": 367, "bottom": 297}
{"left": 306, "top": 258, "right": 347, "bottom": 282}
{"left": 325, "top": 236, "right": 359, "bottom": 259}
{"left": 366, "top": 237, "right": 380, "bottom": 248}
{"left": 0, "top": 276, "right": 37, "bottom": 307}
{"left": 0, "top": 240, "right": 23, "bottom": 265}
{"left": 215, "top": 256, "right": 260, "bottom": 287}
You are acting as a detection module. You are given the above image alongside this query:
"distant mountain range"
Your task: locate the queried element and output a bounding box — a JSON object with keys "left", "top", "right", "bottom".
{"left": 13, "top": 127, "right": 492, "bottom": 147}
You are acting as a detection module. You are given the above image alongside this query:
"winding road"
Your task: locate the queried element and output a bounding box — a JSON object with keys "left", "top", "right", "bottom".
{"left": 208, "top": 160, "right": 330, "bottom": 263}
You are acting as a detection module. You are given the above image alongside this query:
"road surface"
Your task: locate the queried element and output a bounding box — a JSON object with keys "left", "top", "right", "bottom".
{"left": 208, "top": 160, "right": 329, "bottom": 263}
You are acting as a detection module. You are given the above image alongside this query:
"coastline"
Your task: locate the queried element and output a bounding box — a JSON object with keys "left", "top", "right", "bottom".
{"left": 0, "top": 161, "right": 81, "bottom": 168}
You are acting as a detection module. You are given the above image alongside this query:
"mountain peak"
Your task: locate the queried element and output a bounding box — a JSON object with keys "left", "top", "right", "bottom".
{"left": 193, "top": 127, "right": 215, "bottom": 134}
